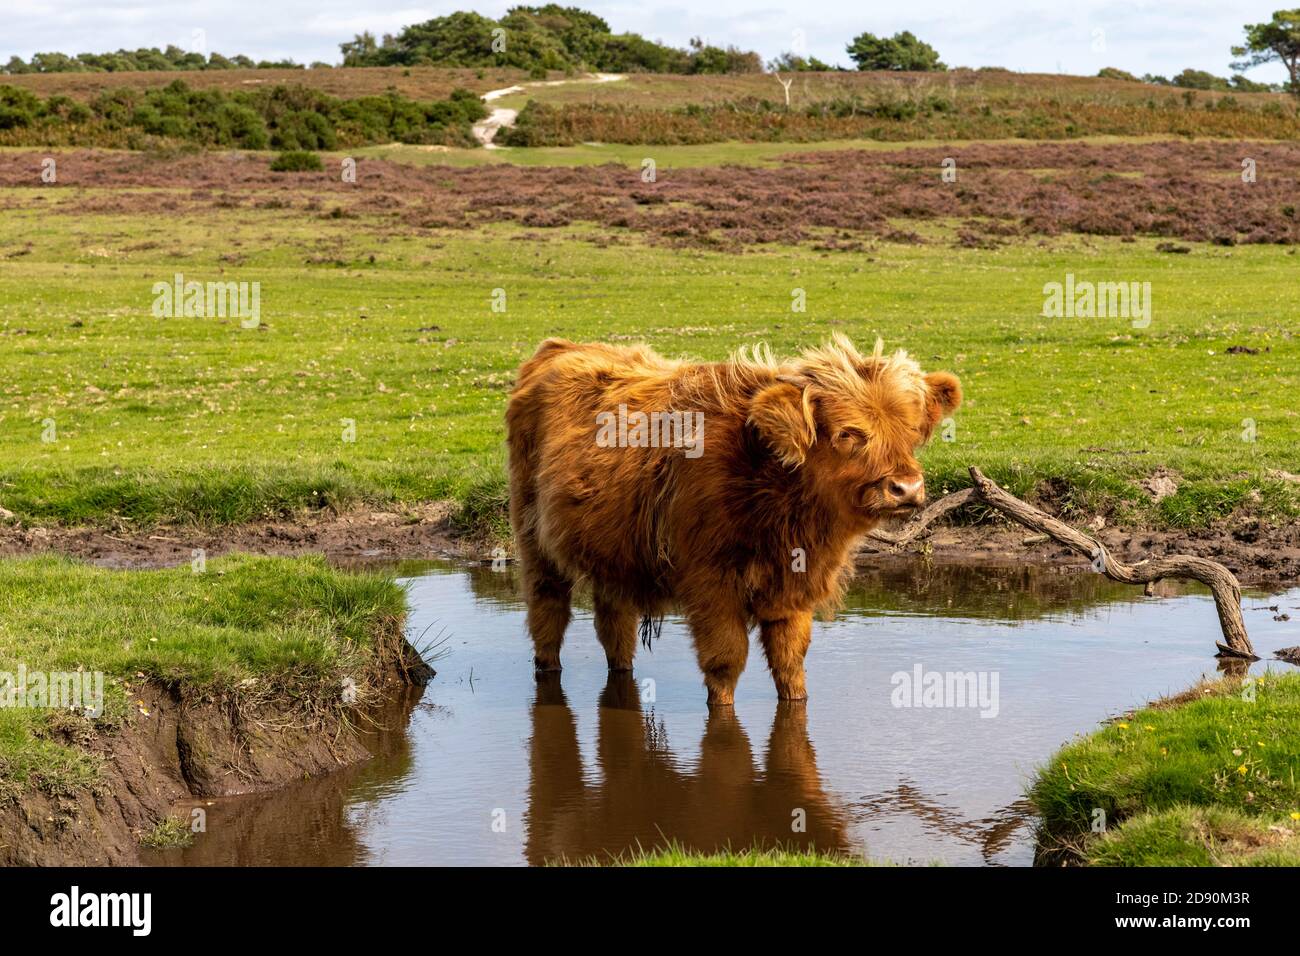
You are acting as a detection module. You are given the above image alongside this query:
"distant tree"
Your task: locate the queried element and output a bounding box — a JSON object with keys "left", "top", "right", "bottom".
{"left": 1097, "top": 67, "right": 1139, "bottom": 82}
{"left": 340, "top": 11, "right": 548, "bottom": 68}
{"left": 1173, "top": 68, "right": 1229, "bottom": 91}
{"left": 1232, "top": 9, "right": 1300, "bottom": 96}
{"left": 28, "top": 52, "right": 87, "bottom": 73}
{"left": 162, "top": 45, "right": 207, "bottom": 70}
{"left": 768, "top": 51, "right": 838, "bottom": 72}
{"left": 339, "top": 31, "right": 378, "bottom": 66}
{"left": 1229, "top": 73, "right": 1278, "bottom": 92}
{"left": 687, "top": 38, "right": 762, "bottom": 74}
{"left": 1152, "top": 66, "right": 1280, "bottom": 93}
{"left": 0, "top": 46, "right": 302, "bottom": 73}
{"left": 505, "top": 5, "right": 611, "bottom": 66}
{"left": 599, "top": 33, "right": 690, "bottom": 73}
{"left": 846, "top": 31, "right": 944, "bottom": 71}
{"left": 338, "top": 10, "right": 759, "bottom": 74}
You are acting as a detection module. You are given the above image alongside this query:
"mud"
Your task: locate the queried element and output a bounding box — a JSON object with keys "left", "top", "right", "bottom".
{"left": 1, "top": 502, "right": 1297, "bottom": 586}
{"left": 856, "top": 518, "right": 1300, "bottom": 587}
{"left": 0, "top": 503, "right": 458, "bottom": 569}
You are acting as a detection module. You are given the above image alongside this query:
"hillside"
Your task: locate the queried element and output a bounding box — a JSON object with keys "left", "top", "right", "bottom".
{"left": 7, "top": 66, "right": 1297, "bottom": 149}
{"left": 500, "top": 68, "right": 1300, "bottom": 144}
{"left": 0, "top": 66, "right": 530, "bottom": 102}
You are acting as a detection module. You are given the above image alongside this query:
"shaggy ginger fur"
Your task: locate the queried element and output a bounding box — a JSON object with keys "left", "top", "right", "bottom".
{"left": 506, "top": 335, "right": 961, "bottom": 706}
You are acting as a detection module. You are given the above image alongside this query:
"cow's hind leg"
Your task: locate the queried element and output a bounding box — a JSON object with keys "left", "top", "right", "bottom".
{"left": 593, "top": 589, "right": 638, "bottom": 672}
{"left": 518, "top": 537, "right": 572, "bottom": 672}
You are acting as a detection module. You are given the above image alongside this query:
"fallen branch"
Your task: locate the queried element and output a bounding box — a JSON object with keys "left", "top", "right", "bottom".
{"left": 867, "top": 487, "right": 976, "bottom": 548}
{"left": 867, "top": 466, "right": 1256, "bottom": 660}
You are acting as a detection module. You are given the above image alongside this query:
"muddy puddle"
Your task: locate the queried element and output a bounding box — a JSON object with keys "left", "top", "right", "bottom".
{"left": 144, "top": 562, "right": 1300, "bottom": 867}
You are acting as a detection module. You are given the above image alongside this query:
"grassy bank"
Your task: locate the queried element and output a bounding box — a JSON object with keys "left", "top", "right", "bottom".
{"left": 0, "top": 148, "right": 1297, "bottom": 537}
{"left": 1031, "top": 673, "right": 1300, "bottom": 865}
{"left": 0, "top": 553, "right": 407, "bottom": 798}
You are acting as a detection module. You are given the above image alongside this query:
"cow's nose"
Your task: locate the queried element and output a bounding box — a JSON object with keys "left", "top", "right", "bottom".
{"left": 886, "top": 476, "right": 926, "bottom": 509}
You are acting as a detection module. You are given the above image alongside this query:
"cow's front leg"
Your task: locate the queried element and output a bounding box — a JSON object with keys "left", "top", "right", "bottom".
{"left": 686, "top": 601, "right": 750, "bottom": 708}
{"left": 759, "top": 613, "right": 812, "bottom": 701}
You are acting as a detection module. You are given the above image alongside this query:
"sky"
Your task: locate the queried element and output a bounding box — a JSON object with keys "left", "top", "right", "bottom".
{"left": 2, "top": 0, "right": 1291, "bottom": 82}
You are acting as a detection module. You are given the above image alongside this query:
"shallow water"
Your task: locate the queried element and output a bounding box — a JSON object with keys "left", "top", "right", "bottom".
{"left": 147, "top": 562, "right": 1300, "bottom": 867}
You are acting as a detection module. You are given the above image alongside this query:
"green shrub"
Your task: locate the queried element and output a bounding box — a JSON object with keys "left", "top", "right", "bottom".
{"left": 2, "top": 47, "right": 303, "bottom": 74}
{"left": 269, "top": 149, "right": 324, "bottom": 171}
{"left": 211, "top": 101, "right": 268, "bottom": 148}
{"left": 0, "top": 80, "right": 484, "bottom": 150}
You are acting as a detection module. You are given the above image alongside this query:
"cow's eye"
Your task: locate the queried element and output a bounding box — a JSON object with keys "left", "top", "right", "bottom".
{"left": 834, "top": 429, "right": 866, "bottom": 452}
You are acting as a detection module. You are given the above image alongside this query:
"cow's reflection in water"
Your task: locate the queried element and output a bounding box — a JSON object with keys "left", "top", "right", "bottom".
{"left": 525, "top": 673, "right": 851, "bottom": 865}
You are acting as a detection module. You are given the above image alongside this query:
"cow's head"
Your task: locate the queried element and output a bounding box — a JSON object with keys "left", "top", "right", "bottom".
{"left": 747, "top": 335, "right": 961, "bottom": 520}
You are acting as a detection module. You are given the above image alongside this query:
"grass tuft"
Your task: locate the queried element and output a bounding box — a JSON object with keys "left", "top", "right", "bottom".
{"left": 139, "top": 817, "right": 194, "bottom": 849}
{"left": 450, "top": 471, "right": 511, "bottom": 543}
{"left": 558, "top": 840, "right": 878, "bottom": 867}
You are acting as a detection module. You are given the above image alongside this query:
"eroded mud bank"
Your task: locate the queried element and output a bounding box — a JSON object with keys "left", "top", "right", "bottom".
{"left": 1, "top": 630, "right": 432, "bottom": 866}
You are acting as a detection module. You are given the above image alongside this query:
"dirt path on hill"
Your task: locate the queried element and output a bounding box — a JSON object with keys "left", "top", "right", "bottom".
{"left": 473, "top": 72, "right": 624, "bottom": 147}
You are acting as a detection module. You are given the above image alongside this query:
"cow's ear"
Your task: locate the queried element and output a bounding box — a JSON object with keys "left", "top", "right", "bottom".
{"left": 923, "top": 372, "right": 962, "bottom": 426}
{"left": 748, "top": 382, "right": 816, "bottom": 467}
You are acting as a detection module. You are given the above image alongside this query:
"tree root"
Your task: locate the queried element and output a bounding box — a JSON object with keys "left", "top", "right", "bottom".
{"left": 867, "top": 466, "right": 1257, "bottom": 660}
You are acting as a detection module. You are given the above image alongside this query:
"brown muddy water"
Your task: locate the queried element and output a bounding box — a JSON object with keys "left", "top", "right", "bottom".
{"left": 144, "top": 562, "right": 1300, "bottom": 867}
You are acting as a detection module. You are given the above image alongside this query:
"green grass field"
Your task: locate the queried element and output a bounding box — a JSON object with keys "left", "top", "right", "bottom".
{"left": 1, "top": 183, "right": 1297, "bottom": 532}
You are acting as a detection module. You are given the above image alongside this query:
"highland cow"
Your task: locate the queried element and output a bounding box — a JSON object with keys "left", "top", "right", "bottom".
{"left": 506, "top": 335, "right": 961, "bottom": 706}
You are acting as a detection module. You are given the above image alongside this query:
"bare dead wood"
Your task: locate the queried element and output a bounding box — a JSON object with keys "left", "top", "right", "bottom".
{"left": 866, "top": 466, "right": 1256, "bottom": 659}
{"left": 866, "top": 487, "right": 977, "bottom": 548}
